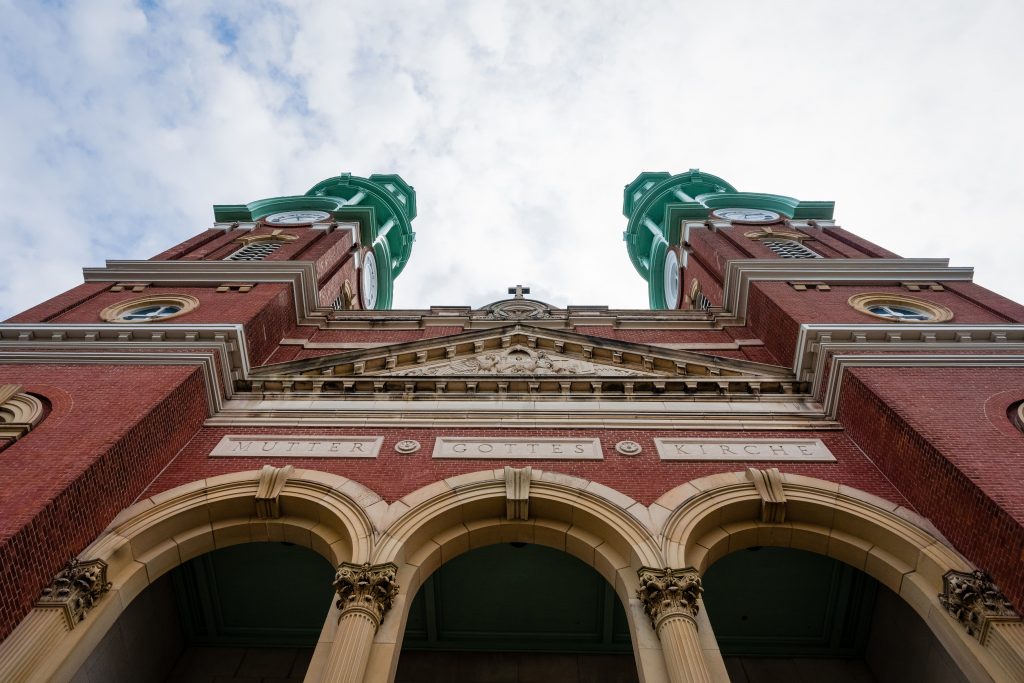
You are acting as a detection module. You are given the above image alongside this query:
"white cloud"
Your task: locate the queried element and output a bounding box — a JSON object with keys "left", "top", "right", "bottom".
{"left": 1, "top": 0, "right": 1022, "bottom": 318}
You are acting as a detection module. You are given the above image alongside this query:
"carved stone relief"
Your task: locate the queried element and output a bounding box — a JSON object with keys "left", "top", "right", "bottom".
{"left": 36, "top": 559, "right": 111, "bottom": 629}
{"left": 390, "top": 345, "right": 645, "bottom": 377}
{"left": 333, "top": 562, "right": 400, "bottom": 626}
{"left": 939, "top": 570, "right": 1020, "bottom": 642}
{"left": 636, "top": 567, "right": 704, "bottom": 630}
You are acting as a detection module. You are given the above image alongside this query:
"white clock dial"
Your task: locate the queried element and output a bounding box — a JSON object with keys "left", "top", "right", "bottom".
{"left": 711, "top": 208, "right": 781, "bottom": 223}
{"left": 664, "top": 250, "right": 680, "bottom": 308}
{"left": 265, "top": 210, "right": 331, "bottom": 225}
{"left": 361, "top": 250, "right": 378, "bottom": 310}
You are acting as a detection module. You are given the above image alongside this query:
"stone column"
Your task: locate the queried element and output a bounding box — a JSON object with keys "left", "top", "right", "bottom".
{"left": 320, "top": 562, "right": 399, "bottom": 683}
{"left": 637, "top": 567, "right": 713, "bottom": 683}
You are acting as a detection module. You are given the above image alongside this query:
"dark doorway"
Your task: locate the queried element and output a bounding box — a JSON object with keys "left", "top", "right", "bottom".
{"left": 702, "top": 547, "right": 969, "bottom": 683}
{"left": 70, "top": 542, "right": 334, "bottom": 683}
{"left": 398, "top": 543, "right": 638, "bottom": 683}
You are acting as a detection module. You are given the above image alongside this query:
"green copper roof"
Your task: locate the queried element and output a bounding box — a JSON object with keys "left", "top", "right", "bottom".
{"left": 622, "top": 169, "right": 835, "bottom": 309}
{"left": 213, "top": 173, "right": 417, "bottom": 310}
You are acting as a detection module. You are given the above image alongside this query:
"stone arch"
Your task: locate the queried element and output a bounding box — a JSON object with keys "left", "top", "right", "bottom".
{"left": 655, "top": 471, "right": 1011, "bottom": 683}
{"left": 0, "top": 384, "right": 47, "bottom": 446}
{"left": 351, "top": 468, "right": 669, "bottom": 683}
{"left": 0, "top": 468, "right": 379, "bottom": 683}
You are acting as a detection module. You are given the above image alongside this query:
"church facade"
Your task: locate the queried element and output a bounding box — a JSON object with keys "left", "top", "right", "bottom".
{"left": 0, "top": 170, "right": 1022, "bottom": 682}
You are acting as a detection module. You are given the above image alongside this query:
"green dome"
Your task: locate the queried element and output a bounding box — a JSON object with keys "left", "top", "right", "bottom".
{"left": 212, "top": 173, "right": 417, "bottom": 310}
{"left": 622, "top": 169, "right": 834, "bottom": 309}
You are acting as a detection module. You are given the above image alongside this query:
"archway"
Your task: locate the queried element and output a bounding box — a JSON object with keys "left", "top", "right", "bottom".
{"left": 397, "top": 542, "right": 636, "bottom": 682}
{"left": 356, "top": 468, "right": 671, "bottom": 683}
{"left": 702, "top": 546, "right": 969, "bottom": 682}
{"left": 0, "top": 468, "right": 378, "bottom": 683}
{"left": 656, "top": 471, "right": 1014, "bottom": 683}
{"left": 69, "top": 542, "right": 335, "bottom": 682}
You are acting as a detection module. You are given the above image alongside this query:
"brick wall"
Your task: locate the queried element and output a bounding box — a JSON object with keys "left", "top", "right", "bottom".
{"left": 836, "top": 366, "right": 1024, "bottom": 608}
{"left": 148, "top": 427, "right": 909, "bottom": 509}
{"left": 0, "top": 364, "right": 208, "bottom": 640}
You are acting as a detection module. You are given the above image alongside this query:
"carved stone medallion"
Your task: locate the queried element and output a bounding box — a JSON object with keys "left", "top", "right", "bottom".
{"left": 394, "top": 439, "right": 421, "bottom": 454}
{"left": 615, "top": 440, "right": 642, "bottom": 456}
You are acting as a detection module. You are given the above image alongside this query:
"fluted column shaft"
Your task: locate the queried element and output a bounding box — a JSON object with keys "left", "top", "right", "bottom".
{"left": 321, "top": 606, "right": 380, "bottom": 683}
{"left": 656, "top": 611, "right": 713, "bottom": 683}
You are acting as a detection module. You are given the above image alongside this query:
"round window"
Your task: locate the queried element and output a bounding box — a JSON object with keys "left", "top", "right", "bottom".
{"left": 120, "top": 304, "right": 182, "bottom": 321}
{"left": 865, "top": 304, "right": 932, "bottom": 321}
{"left": 848, "top": 293, "right": 953, "bottom": 323}
{"left": 100, "top": 295, "right": 199, "bottom": 323}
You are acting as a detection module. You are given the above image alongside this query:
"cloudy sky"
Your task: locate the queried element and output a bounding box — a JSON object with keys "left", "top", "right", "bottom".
{"left": 1, "top": 0, "right": 1022, "bottom": 318}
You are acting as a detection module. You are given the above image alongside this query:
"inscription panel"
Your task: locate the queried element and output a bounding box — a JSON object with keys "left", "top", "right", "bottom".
{"left": 655, "top": 438, "right": 835, "bottom": 462}
{"left": 433, "top": 437, "right": 602, "bottom": 460}
{"left": 211, "top": 435, "right": 382, "bottom": 458}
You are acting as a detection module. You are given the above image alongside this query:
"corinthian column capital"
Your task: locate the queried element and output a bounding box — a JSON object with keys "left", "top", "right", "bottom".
{"left": 332, "top": 561, "right": 400, "bottom": 626}
{"left": 637, "top": 566, "right": 703, "bottom": 630}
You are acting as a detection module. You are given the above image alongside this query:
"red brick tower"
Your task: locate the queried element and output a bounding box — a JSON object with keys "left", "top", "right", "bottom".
{"left": 0, "top": 171, "right": 1022, "bottom": 683}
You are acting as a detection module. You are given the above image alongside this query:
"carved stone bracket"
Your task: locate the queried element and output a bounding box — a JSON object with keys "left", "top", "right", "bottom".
{"left": 36, "top": 559, "right": 112, "bottom": 630}
{"left": 746, "top": 467, "right": 786, "bottom": 523}
{"left": 504, "top": 466, "right": 532, "bottom": 520}
{"left": 333, "top": 562, "right": 400, "bottom": 627}
{"left": 939, "top": 570, "right": 1020, "bottom": 643}
{"left": 255, "top": 464, "right": 294, "bottom": 519}
{"left": 636, "top": 567, "right": 704, "bottom": 631}
{"left": 0, "top": 384, "right": 45, "bottom": 446}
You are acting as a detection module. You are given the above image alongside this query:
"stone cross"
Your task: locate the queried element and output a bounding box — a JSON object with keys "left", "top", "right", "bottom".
{"left": 508, "top": 284, "right": 530, "bottom": 299}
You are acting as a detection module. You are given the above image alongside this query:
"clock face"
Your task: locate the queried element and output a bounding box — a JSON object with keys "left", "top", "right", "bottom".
{"left": 264, "top": 210, "right": 332, "bottom": 225}
{"left": 360, "top": 250, "right": 378, "bottom": 310}
{"left": 663, "top": 250, "right": 680, "bottom": 309}
{"left": 711, "top": 208, "right": 781, "bottom": 224}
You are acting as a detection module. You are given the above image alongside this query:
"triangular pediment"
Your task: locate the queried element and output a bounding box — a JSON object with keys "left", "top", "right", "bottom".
{"left": 253, "top": 325, "right": 793, "bottom": 391}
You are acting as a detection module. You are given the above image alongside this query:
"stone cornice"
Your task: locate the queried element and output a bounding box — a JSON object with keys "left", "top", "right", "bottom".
{"left": 83, "top": 260, "right": 325, "bottom": 323}
{"left": 821, "top": 353, "right": 1024, "bottom": 419}
{"left": 717, "top": 259, "right": 975, "bottom": 325}
{"left": 791, "top": 322, "right": 1024, "bottom": 419}
{"left": 255, "top": 323, "right": 790, "bottom": 381}
{"left": 3, "top": 318, "right": 1023, "bottom": 427}
{"left": 205, "top": 398, "right": 838, "bottom": 430}
{"left": 794, "top": 323, "right": 1024, "bottom": 387}
{"left": 0, "top": 323, "right": 248, "bottom": 414}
